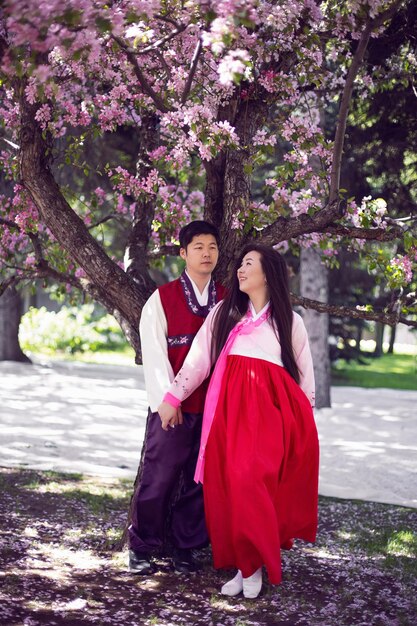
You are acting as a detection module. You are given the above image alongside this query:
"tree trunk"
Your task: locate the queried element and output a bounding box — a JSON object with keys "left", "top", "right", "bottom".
{"left": 300, "top": 247, "right": 331, "bottom": 408}
{"left": 388, "top": 324, "right": 396, "bottom": 354}
{"left": 212, "top": 92, "right": 269, "bottom": 282}
{"left": 124, "top": 113, "right": 158, "bottom": 298}
{"left": 373, "top": 322, "right": 384, "bottom": 357}
{"left": 0, "top": 286, "right": 30, "bottom": 362}
{"left": 356, "top": 324, "right": 363, "bottom": 350}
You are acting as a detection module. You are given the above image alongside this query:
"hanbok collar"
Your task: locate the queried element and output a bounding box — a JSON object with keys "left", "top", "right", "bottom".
{"left": 248, "top": 300, "right": 271, "bottom": 322}
{"left": 179, "top": 270, "right": 217, "bottom": 317}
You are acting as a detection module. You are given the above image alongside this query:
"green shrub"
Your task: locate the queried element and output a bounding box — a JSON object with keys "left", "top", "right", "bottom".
{"left": 20, "top": 304, "right": 128, "bottom": 355}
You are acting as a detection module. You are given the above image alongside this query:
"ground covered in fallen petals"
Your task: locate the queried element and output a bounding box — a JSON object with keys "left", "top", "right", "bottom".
{"left": 0, "top": 467, "right": 416, "bottom": 626}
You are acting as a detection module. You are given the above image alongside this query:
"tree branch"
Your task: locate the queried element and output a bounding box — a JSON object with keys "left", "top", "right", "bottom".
{"left": 329, "top": 26, "right": 373, "bottom": 208}
{"left": 0, "top": 136, "right": 19, "bottom": 150}
{"left": 0, "top": 216, "right": 19, "bottom": 229}
{"left": 138, "top": 22, "right": 187, "bottom": 55}
{"left": 155, "top": 14, "right": 183, "bottom": 29}
{"left": 110, "top": 34, "right": 171, "bottom": 113}
{"left": 89, "top": 213, "right": 120, "bottom": 229}
{"left": 257, "top": 207, "right": 336, "bottom": 245}
{"left": 318, "top": 223, "right": 404, "bottom": 241}
{"left": 148, "top": 243, "right": 180, "bottom": 258}
{"left": 257, "top": 208, "right": 406, "bottom": 246}
{"left": 0, "top": 216, "right": 49, "bottom": 263}
{"left": 291, "top": 293, "right": 417, "bottom": 328}
{"left": 181, "top": 37, "right": 203, "bottom": 104}
{"left": 0, "top": 33, "right": 8, "bottom": 66}
{"left": 0, "top": 275, "right": 19, "bottom": 297}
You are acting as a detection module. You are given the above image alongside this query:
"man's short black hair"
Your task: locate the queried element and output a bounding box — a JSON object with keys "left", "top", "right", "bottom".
{"left": 179, "top": 220, "right": 220, "bottom": 249}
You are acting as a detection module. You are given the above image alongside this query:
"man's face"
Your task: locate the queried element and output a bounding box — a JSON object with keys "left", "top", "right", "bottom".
{"left": 180, "top": 234, "right": 219, "bottom": 278}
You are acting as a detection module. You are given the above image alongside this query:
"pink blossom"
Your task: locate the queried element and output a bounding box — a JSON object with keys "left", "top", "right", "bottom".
{"left": 253, "top": 129, "right": 277, "bottom": 147}
{"left": 148, "top": 146, "right": 168, "bottom": 161}
{"left": 34, "top": 104, "right": 51, "bottom": 129}
{"left": 389, "top": 256, "right": 413, "bottom": 284}
{"left": 218, "top": 50, "right": 251, "bottom": 86}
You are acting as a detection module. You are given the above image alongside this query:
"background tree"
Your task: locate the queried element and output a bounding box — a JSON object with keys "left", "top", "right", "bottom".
{"left": 1, "top": 1, "right": 416, "bottom": 394}
{"left": 326, "top": 2, "right": 417, "bottom": 358}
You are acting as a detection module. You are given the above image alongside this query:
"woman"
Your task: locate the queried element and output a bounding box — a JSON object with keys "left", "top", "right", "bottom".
{"left": 158, "top": 244, "right": 319, "bottom": 598}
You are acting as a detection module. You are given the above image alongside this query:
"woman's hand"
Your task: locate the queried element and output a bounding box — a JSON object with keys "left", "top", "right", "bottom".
{"left": 158, "top": 402, "right": 183, "bottom": 431}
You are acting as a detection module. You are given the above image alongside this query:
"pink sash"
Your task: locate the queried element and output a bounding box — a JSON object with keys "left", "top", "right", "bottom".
{"left": 194, "top": 306, "right": 271, "bottom": 483}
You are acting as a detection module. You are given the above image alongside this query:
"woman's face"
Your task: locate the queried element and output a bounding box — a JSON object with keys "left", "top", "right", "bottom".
{"left": 237, "top": 250, "right": 267, "bottom": 296}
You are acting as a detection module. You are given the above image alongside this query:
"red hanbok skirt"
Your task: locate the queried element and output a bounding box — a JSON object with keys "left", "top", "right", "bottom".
{"left": 203, "top": 355, "right": 319, "bottom": 585}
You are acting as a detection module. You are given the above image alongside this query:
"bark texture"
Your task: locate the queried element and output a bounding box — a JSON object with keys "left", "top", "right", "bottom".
{"left": 124, "top": 113, "right": 159, "bottom": 298}
{"left": 300, "top": 247, "right": 331, "bottom": 409}
{"left": 210, "top": 92, "right": 269, "bottom": 283}
{"left": 0, "top": 287, "right": 30, "bottom": 362}
{"left": 374, "top": 323, "right": 385, "bottom": 357}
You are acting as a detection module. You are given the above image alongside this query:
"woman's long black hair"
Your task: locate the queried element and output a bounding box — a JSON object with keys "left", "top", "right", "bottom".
{"left": 211, "top": 244, "right": 300, "bottom": 384}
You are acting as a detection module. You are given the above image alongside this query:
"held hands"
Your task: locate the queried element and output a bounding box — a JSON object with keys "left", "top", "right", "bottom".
{"left": 158, "top": 402, "right": 183, "bottom": 431}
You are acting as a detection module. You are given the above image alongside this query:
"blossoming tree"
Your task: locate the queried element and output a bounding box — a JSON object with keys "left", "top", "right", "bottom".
{"left": 1, "top": 0, "right": 416, "bottom": 364}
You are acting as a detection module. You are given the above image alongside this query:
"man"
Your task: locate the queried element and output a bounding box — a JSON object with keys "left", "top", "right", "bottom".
{"left": 128, "top": 220, "right": 225, "bottom": 575}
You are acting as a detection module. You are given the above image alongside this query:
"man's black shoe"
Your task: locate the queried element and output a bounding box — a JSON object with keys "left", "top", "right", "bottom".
{"left": 128, "top": 549, "right": 154, "bottom": 575}
{"left": 173, "top": 548, "right": 201, "bottom": 574}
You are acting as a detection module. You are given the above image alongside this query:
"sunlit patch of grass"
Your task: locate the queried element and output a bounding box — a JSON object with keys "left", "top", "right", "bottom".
{"left": 24, "top": 475, "right": 130, "bottom": 516}
{"left": 337, "top": 530, "right": 354, "bottom": 540}
{"left": 332, "top": 352, "right": 417, "bottom": 390}
{"left": 28, "top": 346, "right": 136, "bottom": 366}
{"left": 22, "top": 471, "right": 84, "bottom": 492}
{"left": 62, "top": 527, "right": 84, "bottom": 543}
{"left": 111, "top": 550, "right": 127, "bottom": 569}
{"left": 119, "top": 477, "right": 134, "bottom": 490}
{"left": 209, "top": 593, "right": 219, "bottom": 606}
{"left": 105, "top": 526, "right": 124, "bottom": 544}
{"left": 26, "top": 600, "right": 50, "bottom": 611}
{"left": 341, "top": 524, "right": 417, "bottom": 580}
{"left": 354, "top": 527, "right": 417, "bottom": 558}
{"left": 60, "top": 488, "right": 129, "bottom": 515}
{"left": 386, "top": 530, "right": 416, "bottom": 556}
{"left": 30, "top": 542, "right": 106, "bottom": 575}
{"left": 25, "top": 475, "right": 127, "bottom": 497}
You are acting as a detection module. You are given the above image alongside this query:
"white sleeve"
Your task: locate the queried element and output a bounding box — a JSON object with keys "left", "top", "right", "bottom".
{"left": 165, "top": 302, "right": 221, "bottom": 404}
{"left": 139, "top": 289, "right": 174, "bottom": 411}
{"left": 292, "top": 313, "right": 315, "bottom": 408}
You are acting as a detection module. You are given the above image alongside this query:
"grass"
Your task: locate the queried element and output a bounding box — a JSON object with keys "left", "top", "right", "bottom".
{"left": 331, "top": 352, "right": 417, "bottom": 390}
{"left": 26, "top": 345, "right": 136, "bottom": 366}
{"left": 1, "top": 467, "right": 416, "bottom": 626}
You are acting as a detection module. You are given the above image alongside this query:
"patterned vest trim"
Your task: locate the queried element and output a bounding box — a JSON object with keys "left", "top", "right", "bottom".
{"left": 159, "top": 273, "right": 225, "bottom": 413}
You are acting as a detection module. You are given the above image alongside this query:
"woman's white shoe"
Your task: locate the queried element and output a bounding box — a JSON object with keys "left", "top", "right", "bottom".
{"left": 220, "top": 570, "right": 243, "bottom": 596}
{"left": 243, "top": 567, "right": 262, "bottom": 599}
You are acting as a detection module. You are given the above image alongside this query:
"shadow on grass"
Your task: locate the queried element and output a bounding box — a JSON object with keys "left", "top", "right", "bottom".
{"left": 1, "top": 467, "right": 416, "bottom": 626}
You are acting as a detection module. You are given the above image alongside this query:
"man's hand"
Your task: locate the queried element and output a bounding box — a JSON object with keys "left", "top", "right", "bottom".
{"left": 158, "top": 402, "right": 184, "bottom": 431}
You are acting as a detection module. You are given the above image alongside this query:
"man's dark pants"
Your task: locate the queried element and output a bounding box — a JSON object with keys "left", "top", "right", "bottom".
{"left": 128, "top": 409, "right": 208, "bottom": 554}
